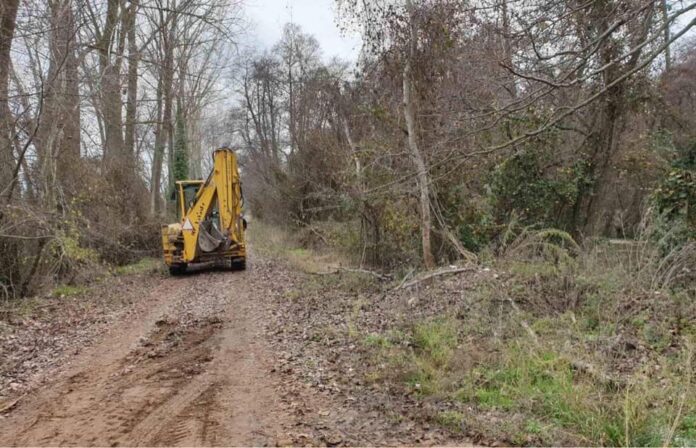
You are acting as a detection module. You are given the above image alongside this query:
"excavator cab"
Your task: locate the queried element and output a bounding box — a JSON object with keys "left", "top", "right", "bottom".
{"left": 161, "top": 148, "right": 247, "bottom": 275}
{"left": 172, "top": 181, "right": 204, "bottom": 219}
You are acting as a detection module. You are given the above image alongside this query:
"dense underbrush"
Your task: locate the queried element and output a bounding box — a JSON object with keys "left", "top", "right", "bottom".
{"left": 0, "top": 176, "right": 161, "bottom": 303}
{"left": 250, "top": 220, "right": 696, "bottom": 446}
{"left": 382, "top": 231, "right": 694, "bottom": 445}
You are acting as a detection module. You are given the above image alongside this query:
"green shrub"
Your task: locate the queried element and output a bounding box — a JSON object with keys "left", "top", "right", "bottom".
{"left": 489, "top": 142, "right": 587, "bottom": 230}
{"left": 653, "top": 168, "right": 695, "bottom": 244}
{"left": 650, "top": 138, "right": 696, "bottom": 250}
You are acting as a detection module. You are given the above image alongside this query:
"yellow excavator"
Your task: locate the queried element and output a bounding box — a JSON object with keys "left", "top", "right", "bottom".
{"left": 161, "top": 147, "right": 246, "bottom": 275}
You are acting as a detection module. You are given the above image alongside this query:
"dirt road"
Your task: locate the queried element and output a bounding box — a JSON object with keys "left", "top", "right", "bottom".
{"left": 0, "top": 255, "right": 474, "bottom": 447}
{"left": 0, "top": 264, "right": 299, "bottom": 446}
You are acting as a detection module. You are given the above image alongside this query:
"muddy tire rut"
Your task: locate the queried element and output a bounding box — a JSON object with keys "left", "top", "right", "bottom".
{"left": 0, "top": 268, "right": 286, "bottom": 447}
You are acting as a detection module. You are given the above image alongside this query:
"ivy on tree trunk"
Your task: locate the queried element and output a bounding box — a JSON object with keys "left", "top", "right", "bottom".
{"left": 173, "top": 102, "right": 189, "bottom": 183}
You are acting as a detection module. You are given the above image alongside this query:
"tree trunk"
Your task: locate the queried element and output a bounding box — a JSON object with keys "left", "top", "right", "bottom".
{"left": 0, "top": 0, "right": 20, "bottom": 296}
{"left": 341, "top": 112, "right": 373, "bottom": 267}
{"left": 575, "top": 1, "right": 655, "bottom": 236}
{"left": 150, "top": 76, "right": 165, "bottom": 216}
{"left": 341, "top": 115, "right": 362, "bottom": 184}
{"left": 0, "top": 0, "right": 20, "bottom": 199}
{"left": 124, "top": 0, "right": 139, "bottom": 159}
{"left": 34, "top": 0, "right": 81, "bottom": 206}
{"left": 288, "top": 48, "right": 296, "bottom": 156}
{"left": 99, "top": 0, "right": 125, "bottom": 165}
{"left": 661, "top": 0, "right": 671, "bottom": 71}
{"left": 403, "top": 0, "right": 435, "bottom": 269}
{"left": 500, "top": 0, "right": 516, "bottom": 99}
{"left": 188, "top": 108, "right": 202, "bottom": 179}
{"left": 59, "top": 0, "right": 81, "bottom": 191}
{"left": 164, "top": 6, "right": 176, "bottom": 198}
{"left": 151, "top": 6, "right": 175, "bottom": 216}
{"left": 403, "top": 59, "right": 435, "bottom": 269}
{"left": 581, "top": 93, "right": 624, "bottom": 235}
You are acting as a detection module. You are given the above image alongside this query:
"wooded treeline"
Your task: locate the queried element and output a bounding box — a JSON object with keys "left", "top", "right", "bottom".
{"left": 0, "top": 0, "right": 242, "bottom": 298}
{"left": 1, "top": 0, "right": 695, "bottom": 299}
{"left": 237, "top": 0, "right": 696, "bottom": 269}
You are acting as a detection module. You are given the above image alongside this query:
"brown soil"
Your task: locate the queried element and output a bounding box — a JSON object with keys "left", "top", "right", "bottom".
{"left": 0, "top": 266, "right": 289, "bottom": 446}
{"left": 0, "top": 255, "right": 474, "bottom": 446}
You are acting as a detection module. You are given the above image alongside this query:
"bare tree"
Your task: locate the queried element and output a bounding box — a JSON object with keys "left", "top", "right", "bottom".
{"left": 0, "top": 0, "right": 20, "bottom": 200}
{"left": 125, "top": 0, "right": 140, "bottom": 159}
{"left": 95, "top": 0, "right": 126, "bottom": 164}
{"left": 402, "top": 0, "right": 435, "bottom": 268}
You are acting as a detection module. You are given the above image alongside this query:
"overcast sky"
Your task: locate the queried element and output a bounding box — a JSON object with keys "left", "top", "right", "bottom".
{"left": 243, "top": 0, "right": 362, "bottom": 61}
{"left": 242, "top": 1, "right": 695, "bottom": 63}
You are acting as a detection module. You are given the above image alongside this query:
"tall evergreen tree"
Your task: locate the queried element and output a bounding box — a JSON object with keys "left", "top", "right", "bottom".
{"left": 173, "top": 102, "right": 189, "bottom": 183}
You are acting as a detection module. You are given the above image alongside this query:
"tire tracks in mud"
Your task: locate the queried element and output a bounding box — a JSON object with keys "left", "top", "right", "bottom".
{"left": 0, "top": 268, "right": 285, "bottom": 447}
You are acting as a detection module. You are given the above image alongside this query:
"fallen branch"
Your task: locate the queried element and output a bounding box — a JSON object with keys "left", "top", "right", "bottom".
{"left": 568, "top": 359, "right": 625, "bottom": 389}
{"left": 504, "top": 294, "right": 539, "bottom": 346}
{"left": 312, "top": 267, "right": 393, "bottom": 281}
{"left": 396, "top": 267, "right": 416, "bottom": 289}
{"left": 397, "top": 266, "right": 477, "bottom": 290}
{"left": 306, "top": 225, "right": 329, "bottom": 246}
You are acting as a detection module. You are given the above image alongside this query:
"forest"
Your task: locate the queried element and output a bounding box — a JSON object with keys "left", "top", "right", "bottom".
{"left": 1, "top": 0, "right": 695, "bottom": 293}
{"left": 0, "top": 0, "right": 695, "bottom": 445}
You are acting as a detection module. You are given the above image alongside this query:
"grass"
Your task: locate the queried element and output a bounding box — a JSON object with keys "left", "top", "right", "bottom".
{"left": 676, "top": 414, "right": 696, "bottom": 446}
{"left": 1, "top": 295, "right": 48, "bottom": 322}
{"left": 364, "top": 333, "right": 393, "bottom": 348}
{"left": 2, "top": 283, "right": 89, "bottom": 323}
{"left": 392, "top": 318, "right": 462, "bottom": 396}
{"left": 113, "top": 258, "right": 162, "bottom": 275}
{"left": 413, "top": 318, "right": 458, "bottom": 368}
{"left": 470, "top": 345, "right": 620, "bottom": 443}
{"left": 359, "top": 234, "right": 696, "bottom": 445}
{"left": 476, "top": 341, "right": 695, "bottom": 446}
{"left": 52, "top": 284, "right": 88, "bottom": 297}
{"left": 435, "top": 410, "right": 466, "bottom": 432}
{"left": 246, "top": 220, "right": 296, "bottom": 260}
{"left": 379, "top": 325, "right": 696, "bottom": 446}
